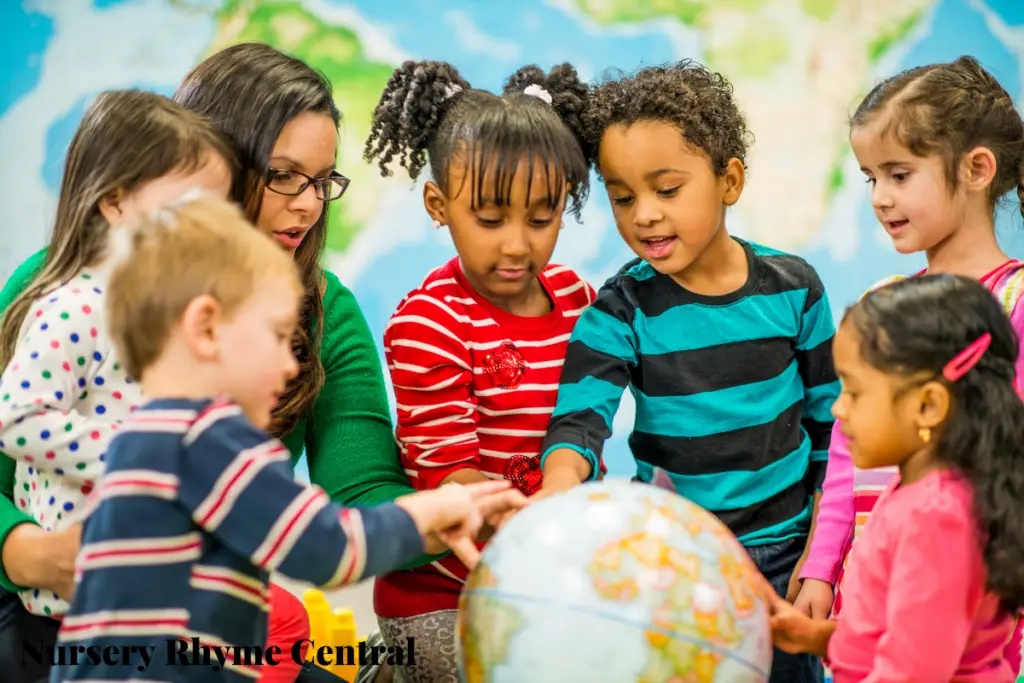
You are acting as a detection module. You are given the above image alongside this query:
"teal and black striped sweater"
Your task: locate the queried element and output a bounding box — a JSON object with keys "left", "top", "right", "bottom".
{"left": 541, "top": 238, "right": 840, "bottom": 546}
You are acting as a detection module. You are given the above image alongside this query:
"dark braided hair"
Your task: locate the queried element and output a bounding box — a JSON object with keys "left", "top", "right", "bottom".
{"left": 846, "top": 274, "right": 1024, "bottom": 612}
{"left": 581, "top": 59, "right": 753, "bottom": 175}
{"left": 851, "top": 55, "right": 1024, "bottom": 224}
{"left": 364, "top": 60, "right": 590, "bottom": 219}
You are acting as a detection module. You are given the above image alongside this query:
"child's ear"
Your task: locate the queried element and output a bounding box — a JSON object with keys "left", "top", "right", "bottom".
{"left": 916, "top": 380, "right": 951, "bottom": 432}
{"left": 961, "top": 146, "right": 997, "bottom": 194}
{"left": 721, "top": 158, "right": 745, "bottom": 207}
{"left": 98, "top": 190, "right": 125, "bottom": 224}
{"left": 423, "top": 181, "right": 448, "bottom": 227}
{"left": 180, "top": 295, "right": 223, "bottom": 362}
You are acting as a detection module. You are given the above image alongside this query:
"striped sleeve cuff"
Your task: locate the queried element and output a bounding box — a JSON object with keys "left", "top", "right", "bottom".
{"left": 540, "top": 443, "right": 600, "bottom": 482}
{"left": 349, "top": 503, "right": 424, "bottom": 581}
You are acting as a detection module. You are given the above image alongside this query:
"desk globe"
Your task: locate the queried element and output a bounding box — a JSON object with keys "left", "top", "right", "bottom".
{"left": 457, "top": 480, "right": 773, "bottom": 682}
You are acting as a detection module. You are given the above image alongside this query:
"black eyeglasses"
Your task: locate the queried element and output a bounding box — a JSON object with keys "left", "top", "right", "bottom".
{"left": 265, "top": 168, "right": 350, "bottom": 201}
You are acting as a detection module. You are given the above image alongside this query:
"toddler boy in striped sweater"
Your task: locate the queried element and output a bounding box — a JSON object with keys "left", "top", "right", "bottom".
{"left": 50, "top": 194, "right": 526, "bottom": 683}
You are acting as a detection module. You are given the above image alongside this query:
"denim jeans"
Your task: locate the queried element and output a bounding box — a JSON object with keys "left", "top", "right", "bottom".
{"left": 746, "top": 536, "right": 825, "bottom": 683}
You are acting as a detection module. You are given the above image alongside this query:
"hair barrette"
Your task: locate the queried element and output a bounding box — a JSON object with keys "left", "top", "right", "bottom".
{"left": 942, "top": 332, "right": 991, "bottom": 382}
{"left": 523, "top": 84, "right": 552, "bottom": 105}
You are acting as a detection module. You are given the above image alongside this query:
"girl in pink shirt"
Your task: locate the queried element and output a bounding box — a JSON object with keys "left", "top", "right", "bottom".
{"left": 795, "top": 57, "right": 1024, "bottom": 670}
{"left": 769, "top": 274, "right": 1024, "bottom": 682}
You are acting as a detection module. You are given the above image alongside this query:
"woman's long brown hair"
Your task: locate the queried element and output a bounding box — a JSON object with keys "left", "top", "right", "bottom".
{"left": 0, "top": 89, "right": 235, "bottom": 371}
{"left": 175, "top": 42, "right": 341, "bottom": 439}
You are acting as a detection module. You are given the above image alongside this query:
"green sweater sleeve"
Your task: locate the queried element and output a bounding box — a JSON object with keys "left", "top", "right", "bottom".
{"left": 0, "top": 247, "right": 49, "bottom": 591}
{"left": 304, "top": 272, "right": 447, "bottom": 570}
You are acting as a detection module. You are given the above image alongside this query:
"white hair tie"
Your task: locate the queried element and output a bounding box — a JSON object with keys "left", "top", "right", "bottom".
{"left": 523, "top": 84, "right": 552, "bottom": 105}
{"left": 107, "top": 223, "right": 136, "bottom": 269}
{"left": 106, "top": 187, "right": 213, "bottom": 269}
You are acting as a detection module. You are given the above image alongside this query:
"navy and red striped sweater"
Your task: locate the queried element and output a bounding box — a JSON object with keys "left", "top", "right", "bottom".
{"left": 53, "top": 398, "right": 423, "bottom": 682}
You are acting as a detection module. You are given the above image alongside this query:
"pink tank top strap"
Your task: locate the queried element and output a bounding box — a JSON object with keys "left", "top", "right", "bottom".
{"left": 979, "top": 259, "right": 1022, "bottom": 290}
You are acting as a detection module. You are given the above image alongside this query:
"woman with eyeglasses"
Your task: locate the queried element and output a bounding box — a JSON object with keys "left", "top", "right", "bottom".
{"left": 0, "top": 43, "right": 439, "bottom": 683}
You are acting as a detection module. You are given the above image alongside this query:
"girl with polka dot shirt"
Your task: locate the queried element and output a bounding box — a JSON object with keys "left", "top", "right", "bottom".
{"left": 0, "top": 89, "right": 235, "bottom": 621}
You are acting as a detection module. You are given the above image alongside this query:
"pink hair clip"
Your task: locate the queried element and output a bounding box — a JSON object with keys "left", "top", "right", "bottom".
{"left": 942, "top": 332, "right": 991, "bottom": 382}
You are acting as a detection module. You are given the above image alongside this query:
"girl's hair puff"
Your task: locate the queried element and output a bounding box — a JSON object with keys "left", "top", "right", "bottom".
{"left": 175, "top": 42, "right": 339, "bottom": 439}
{"left": 0, "top": 89, "right": 236, "bottom": 371}
{"left": 852, "top": 55, "right": 1024, "bottom": 222}
{"left": 581, "top": 59, "right": 753, "bottom": 174}
{"left": 845, "top": 274, "right": 1024, "bottom": 611}
{"left": 363, "top": 60, "right": 590, "bottom": 220}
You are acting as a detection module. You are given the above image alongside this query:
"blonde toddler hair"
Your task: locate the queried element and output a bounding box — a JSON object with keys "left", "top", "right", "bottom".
{"left": 107, "top": 193, "right": 302, "bottom": 381}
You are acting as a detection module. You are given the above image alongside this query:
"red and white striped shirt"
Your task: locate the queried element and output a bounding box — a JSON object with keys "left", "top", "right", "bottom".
{"left": 374, "top": 257, "right": 595, "bottom": 617}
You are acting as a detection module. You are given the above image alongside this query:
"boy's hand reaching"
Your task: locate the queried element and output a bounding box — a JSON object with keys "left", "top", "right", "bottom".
{"left": 396, "top": 481, "right": 529, "bottom": 569}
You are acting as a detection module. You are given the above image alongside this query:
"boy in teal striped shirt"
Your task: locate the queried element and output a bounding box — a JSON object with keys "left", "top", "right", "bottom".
{"left": 539, "top": 61, "right": 838, "bottom": 683}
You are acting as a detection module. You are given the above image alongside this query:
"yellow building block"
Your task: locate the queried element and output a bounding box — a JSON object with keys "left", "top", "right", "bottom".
{"left": 303, "top": 589, "right": 361, "bottom": 682}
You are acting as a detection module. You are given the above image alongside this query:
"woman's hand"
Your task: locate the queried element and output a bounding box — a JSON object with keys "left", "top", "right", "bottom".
{"left": 2, "top": 523, "right": 81, "bottom": 600}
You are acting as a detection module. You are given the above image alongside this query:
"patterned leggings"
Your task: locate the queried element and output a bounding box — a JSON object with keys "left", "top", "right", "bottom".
{"left": 377, "top": 610, "right": 460, "bottom": 683}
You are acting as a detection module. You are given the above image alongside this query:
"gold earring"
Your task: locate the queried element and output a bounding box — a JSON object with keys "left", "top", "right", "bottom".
{"left": 918, "top": 427, "right": 931, "bottom": 443}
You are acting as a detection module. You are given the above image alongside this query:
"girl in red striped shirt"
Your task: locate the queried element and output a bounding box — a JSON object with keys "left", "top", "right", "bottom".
{"left": 363, "top": 60, "right": 597, "bottom": 683}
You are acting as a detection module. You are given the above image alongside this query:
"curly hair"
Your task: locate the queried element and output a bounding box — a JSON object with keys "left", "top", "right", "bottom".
{"left": 175, "top": 43, "right": 339, "bottom": 439}
{"left": 846, "top": 274, "right": 1024, "bottom": 612}
{"left": 581, "top": 59, "right": 753, "bottom": 175}
{"left": 363, "top": 60, "right": 590, "bottom": 219}
{"left": 852, "top": 55, "right": 1024, "bottom": 223}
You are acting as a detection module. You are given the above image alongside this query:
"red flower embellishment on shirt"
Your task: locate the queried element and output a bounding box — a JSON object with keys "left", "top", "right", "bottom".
{"left": 504, "top": 454, "right": 543, "bottom": 495}
{"left": 482, "top": 340, "right": 525, "bottom": 389}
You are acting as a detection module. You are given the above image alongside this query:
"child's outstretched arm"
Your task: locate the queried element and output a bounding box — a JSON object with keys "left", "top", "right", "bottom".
{"left": 383, "top": 293, "right": 487, "bottom": 489}
{"left": 0, "top": 287, "right": 117, "bottom": 482}
{"left": 174, "top": 404, "right": 523, "bottom": 586}
{"left": 797, "top": 423, "right": 854, "bottom": 585}
{"left": 539, "top": 282, "right": 637, "bottom": 495}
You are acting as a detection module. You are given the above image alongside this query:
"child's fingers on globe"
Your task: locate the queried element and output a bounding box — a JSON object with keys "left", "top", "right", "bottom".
{"left": 460, "top": 480, "right": 513, "bottom": 499}
{"left": 491, "top": 507, "right": 520, "bottom": 529}
{"left": 530, "top": 485, "right": 564, "bottom": 503}
{"left": 477, "top": 489, "right": 528, "bottom": 521}
{"left": 446, "top": 535, "right": 481, "bottom": 569}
